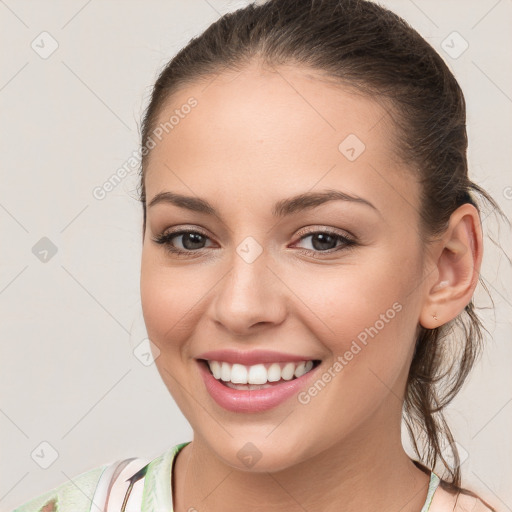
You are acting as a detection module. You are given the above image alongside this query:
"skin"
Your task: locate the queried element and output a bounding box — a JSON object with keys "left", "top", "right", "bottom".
{"left": 140, "top": 61, "right": 483, "bottom": 512}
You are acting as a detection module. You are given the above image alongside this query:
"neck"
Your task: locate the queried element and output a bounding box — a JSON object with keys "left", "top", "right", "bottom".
{"left": 173, "top": 404, "right": 431, "bottom": 512}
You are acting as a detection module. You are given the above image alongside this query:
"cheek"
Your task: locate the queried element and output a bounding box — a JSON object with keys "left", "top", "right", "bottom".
{"left": 140, "top": 253, "right": 209, "bottom": 411}
{"left": 286, "top": 252, "right": 420, "bottom": 374}
{"left": 140, "top": 252, "right": 203, "bottom": 351}
{"left": 287, "top": 265, "right": 419, "bottom": 432}
{"left": 296, "top": 263, "right": 406, "bottom": 333}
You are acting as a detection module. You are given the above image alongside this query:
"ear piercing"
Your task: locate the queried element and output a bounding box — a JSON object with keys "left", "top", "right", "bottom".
{"left": 431, "top": 281, "right": 448, "bottom": 324}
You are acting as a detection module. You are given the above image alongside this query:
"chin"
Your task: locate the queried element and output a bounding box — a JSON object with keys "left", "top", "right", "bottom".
{"left": 204, "top": 434, "right": 314, "bottom": 474}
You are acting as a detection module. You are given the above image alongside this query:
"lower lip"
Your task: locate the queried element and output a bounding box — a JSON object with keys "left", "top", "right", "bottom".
{"left": 197, "top": 360, "right": 320, "bottom": 413}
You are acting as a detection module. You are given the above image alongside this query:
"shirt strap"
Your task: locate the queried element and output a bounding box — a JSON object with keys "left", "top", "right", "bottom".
{"left": 421, "top": 472, "right": 441, "bottom": 512}
{"left": 90, "top": 457, "right": 150, "bottom": 512}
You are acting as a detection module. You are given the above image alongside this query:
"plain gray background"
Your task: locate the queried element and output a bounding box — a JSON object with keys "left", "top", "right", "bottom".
{"left": 1, "top": 0, "right": 511, "bottom": 510}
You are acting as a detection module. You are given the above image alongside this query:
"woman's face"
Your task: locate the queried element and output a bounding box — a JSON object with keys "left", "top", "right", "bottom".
{"left": 140, "top": 62, "right": 430, "bottom": 471}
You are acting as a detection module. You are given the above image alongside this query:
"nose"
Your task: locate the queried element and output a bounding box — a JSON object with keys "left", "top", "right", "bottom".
{"left": 210, "top": 251, "right": 287, "bottom": 336}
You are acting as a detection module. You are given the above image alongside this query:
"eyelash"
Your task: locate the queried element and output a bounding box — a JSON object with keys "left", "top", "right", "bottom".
{"left": 151, "top": 227, "right": 357, "bottom": 259}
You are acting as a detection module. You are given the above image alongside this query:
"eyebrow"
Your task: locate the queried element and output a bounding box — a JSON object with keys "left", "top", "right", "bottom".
{"left": 147, "top": 189, "right": 379, "bottom": 217}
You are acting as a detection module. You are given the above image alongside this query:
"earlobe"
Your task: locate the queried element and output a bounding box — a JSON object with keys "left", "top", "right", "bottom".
{"left": 419, "top": 204, "right": 483, "bottom": 330}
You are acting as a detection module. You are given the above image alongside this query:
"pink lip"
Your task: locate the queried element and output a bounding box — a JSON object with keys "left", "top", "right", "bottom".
{"left": 196, "top": 349, "right": 316, "bottom": 366}
{"left": 197, "top": 360, "right": 321, "bottom": 413}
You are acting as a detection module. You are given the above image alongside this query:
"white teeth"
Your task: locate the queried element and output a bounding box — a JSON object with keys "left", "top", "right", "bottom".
{"left": 294, "top": 362, "right": 306, "bottom": 378}
{"left": 206, "top": 359, "right": 317, "bottom": 385}
{"left": 267, "top": 363, "right": 281, "bottom": 382}
{"left": 281, "top": 362, "right": 296, "bottom": 380}
{"left": 225, "top": 382, "right": 273, "bottom": 390}
{"left": 231, "top": 364, "right": 248, "bottom": 384}
{"left": 221, "top": 362, "right": 231, "bottom": 382}
{"left": 210, "top": 361, "right": 221, "bottom": 379}
{"left": 248, "top": 364, "right": 267, "bottom": 384}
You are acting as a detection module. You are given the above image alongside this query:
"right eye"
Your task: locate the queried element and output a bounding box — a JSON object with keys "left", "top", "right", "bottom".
{"left": 152, "top": 229, "right": 216, "bottom": 256}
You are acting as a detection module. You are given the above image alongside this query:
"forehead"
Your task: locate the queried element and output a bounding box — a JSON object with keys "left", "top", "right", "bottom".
{"left": 144, "top": 62, "right": 418, "bottom": 222}
{"left": 150, "top": 62, "right": 396, "bottom": 159}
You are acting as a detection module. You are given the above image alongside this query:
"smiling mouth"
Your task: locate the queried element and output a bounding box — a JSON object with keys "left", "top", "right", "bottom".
{"left": 199, "top": 359, "right": 322, "bottom": 390}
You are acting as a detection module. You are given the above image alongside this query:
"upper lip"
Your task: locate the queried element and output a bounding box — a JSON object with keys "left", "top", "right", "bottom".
{"left": 196, "top": 349, "right": 319, "bottom": 366}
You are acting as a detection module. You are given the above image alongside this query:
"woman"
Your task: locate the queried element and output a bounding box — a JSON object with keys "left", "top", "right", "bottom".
{"left": 12, "top": 0, "right": 506, "bottom": 510}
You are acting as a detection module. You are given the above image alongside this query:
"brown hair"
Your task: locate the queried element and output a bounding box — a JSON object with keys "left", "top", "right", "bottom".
{"left": 138, "top": 0, "right": 506, "bottom": 499}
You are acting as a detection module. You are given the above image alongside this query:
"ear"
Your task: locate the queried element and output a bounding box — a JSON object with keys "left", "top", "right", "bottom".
{"left": 419, "top": 203, "right": 483, "bottom": 329}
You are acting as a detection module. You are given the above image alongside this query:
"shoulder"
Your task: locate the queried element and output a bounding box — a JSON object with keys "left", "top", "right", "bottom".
{"left": 431, "top": 483, "right": 497, "bottom": 512}
{"left": 454, "top": 493, "right": 496, "bottom": 512}
{"left": 11, "top": 463, "right": 110, "bottom": 512}
{"left": 10, "top": 443, "right": 190, "bottom": 512}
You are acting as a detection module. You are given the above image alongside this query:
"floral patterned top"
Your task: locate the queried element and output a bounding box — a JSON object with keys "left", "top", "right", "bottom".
{"left": 12, "top": 442, "right": 440, "bottom": 511}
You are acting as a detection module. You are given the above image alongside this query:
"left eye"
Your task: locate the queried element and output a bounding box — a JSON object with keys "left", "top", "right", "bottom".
{"left": 293, "top": 231, "right": 355, "bottom": 252}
